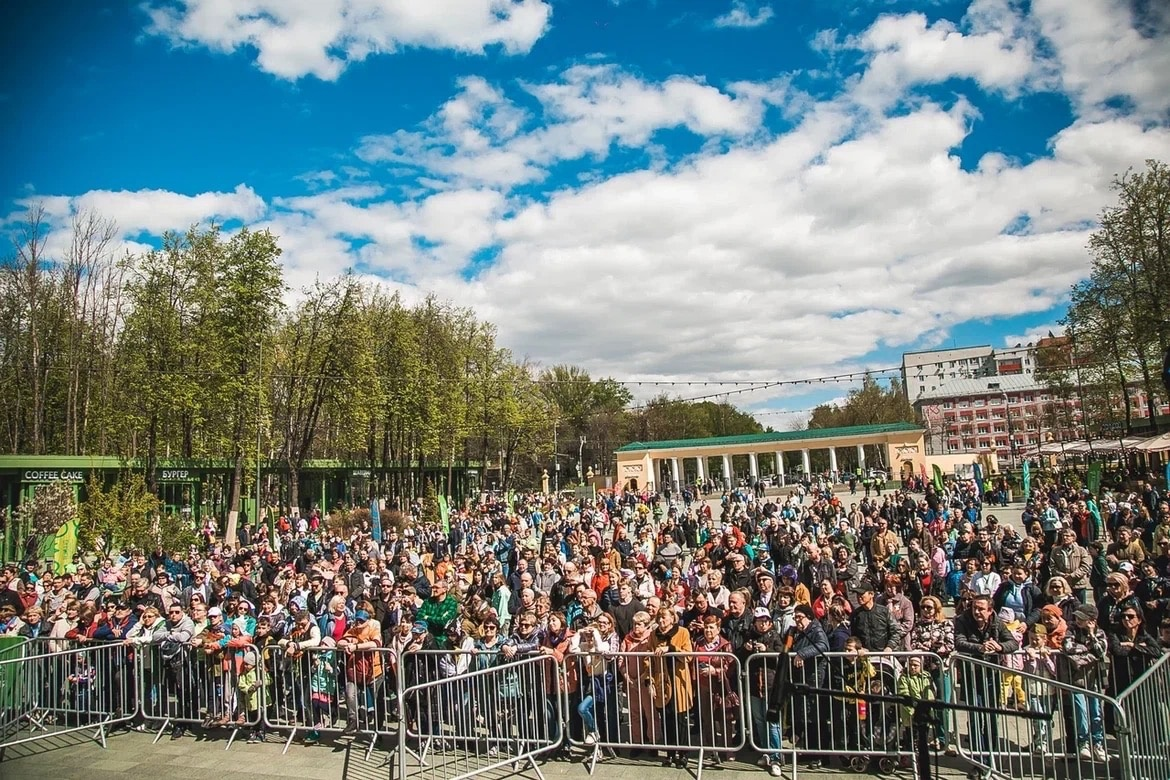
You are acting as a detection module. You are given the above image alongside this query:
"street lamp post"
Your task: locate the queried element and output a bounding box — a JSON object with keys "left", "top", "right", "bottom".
{"left": 257, "top": 339, "right": 265, "bottom": 541}
{"left": 553, "top": 421, "right": 559, "bottom": 493}
{"left": 1002, "top": 391, "right": 1017, "bottom": 471}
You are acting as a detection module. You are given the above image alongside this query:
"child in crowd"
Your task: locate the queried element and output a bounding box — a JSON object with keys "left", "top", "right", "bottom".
{"left": 896, "top": 655, "right": 937, "bottom": 758}
{"left": 1022, "top": 623, "right": 1057, "bottom": 757}
{"left": 998, "top": 607, "right": 1027, "bottom": 710}
{"left": 305, "top": 636, "right": 338, "bottom": 745}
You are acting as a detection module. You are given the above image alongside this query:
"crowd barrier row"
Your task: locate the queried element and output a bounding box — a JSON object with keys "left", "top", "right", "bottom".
{"left": 2, "top": 635, "right": 1168, "bottom": 780}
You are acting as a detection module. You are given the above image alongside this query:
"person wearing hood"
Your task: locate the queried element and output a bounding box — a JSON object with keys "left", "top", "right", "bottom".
{"left": 1097, "top": 572, "right": 1143, "bottom": 636}
{"left": 778, "top": 565, "right": 811, "bottom": 606}
{"left": 1042, "top": 575, "right": 1081, "bottom": 625}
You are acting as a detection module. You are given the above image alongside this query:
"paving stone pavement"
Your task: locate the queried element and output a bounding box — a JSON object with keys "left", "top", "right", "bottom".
{"left": 0, "top": 728, "right": 973, "bottom": 780}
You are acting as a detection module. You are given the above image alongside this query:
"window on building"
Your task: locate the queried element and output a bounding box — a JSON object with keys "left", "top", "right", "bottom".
{"left": 943, "top": 401, "right": 953, "bottom": 409}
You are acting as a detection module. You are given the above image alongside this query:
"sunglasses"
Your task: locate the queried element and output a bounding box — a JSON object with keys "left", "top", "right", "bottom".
{"left": 1121, "top": 614, "right": 1140, "bottom": 620}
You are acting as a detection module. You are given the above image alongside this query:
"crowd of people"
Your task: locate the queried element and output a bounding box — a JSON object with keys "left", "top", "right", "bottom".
{"left": 1, "top": 471, "right": 1168, "bottom": 780}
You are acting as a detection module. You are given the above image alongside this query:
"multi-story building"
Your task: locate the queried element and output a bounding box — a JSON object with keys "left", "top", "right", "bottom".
{"left": 902, "top": 346, "right": 997, "bottom": 403}
{"left": 914, "top": 376, "right": 1083, "bottom": 463}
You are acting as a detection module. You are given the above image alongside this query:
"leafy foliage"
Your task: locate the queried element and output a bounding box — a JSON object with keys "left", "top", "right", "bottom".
{"left": 806, "top": 375, "right": 917, "bottom": 430}
{"left": 77, "top": 472, "right": 164, "bottom": 555}
{"left": 1062, "top": 160, "right": 1170, "bottom": 434}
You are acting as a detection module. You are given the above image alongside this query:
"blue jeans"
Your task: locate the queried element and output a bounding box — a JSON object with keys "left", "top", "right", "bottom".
{"left": 578, "top": 694, "right": 597, "bottom": 734}
{"left": 1071, "top": 692, "right": 1104, "bottom": 746}
{"left": 750, "top": 695, "right": 781, "bottom": 762}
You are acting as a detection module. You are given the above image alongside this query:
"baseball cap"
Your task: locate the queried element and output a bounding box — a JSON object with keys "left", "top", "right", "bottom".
{"left": 207, "top": 607, "right": 222, "bottom": 617}
{"left": 753, "top": 607, "right": 772, "bottom": 620}
{"left": 411, "top": 620, "right": 429, "bottom": 634}
{"left": 355, "top": 610, "right": 370, "bottom": 621}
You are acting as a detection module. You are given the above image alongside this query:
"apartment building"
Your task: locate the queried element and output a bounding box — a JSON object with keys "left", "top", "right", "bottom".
{"left": 914, "top": 376, "right": 1083, "bottom": 462}
{"left": 902, "top": 346, "right": 997, "bottom": 402}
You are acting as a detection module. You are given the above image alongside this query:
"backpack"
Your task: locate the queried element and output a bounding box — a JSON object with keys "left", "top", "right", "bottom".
{"left": 159, "top": 638, "right": 187, "bottom": 668}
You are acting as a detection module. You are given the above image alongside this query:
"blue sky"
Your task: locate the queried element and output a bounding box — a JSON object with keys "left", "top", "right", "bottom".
{"left": 3, "top": 0, "right": 1169, "bottom": 429}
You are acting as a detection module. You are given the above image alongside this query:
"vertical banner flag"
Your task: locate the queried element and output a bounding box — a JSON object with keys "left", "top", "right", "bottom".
{"left": 932, "top": 464, "right": 945, "bottom": 494}
{"left": 438, "top": 494, "right": 450, "bottom": 535}
{"left": 973, "top": 463, "right": 984, "bottom": 498}
{"left": 1022, "top": 461, "right": 1032, "bottom": 502}
{"left": 1165, "top": 460, "right": 1170, "bottom": 504}
{"left": 369, "top": 499, "right": 382, "bottom": 543}
{"left": 1087, "top": 462, "right": 1102, "bottom": 497}
{"left": 40, "top": 520, "right": 79, "bottom": 575}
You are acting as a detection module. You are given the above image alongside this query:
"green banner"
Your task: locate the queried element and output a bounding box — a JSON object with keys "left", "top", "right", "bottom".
{"left": 438, "top": 494, "right": 450, "bottom": 535}
{"left": 38, "top": 518, "right": 79, "bottom": 575}
{"left": 0, "top": 636, "right": 26, "bottom": 720}
{"left": 1022, "top": 461, "right": 1031, "bottom": 502}
{"left": 931, "top": 464, "right": 945, "bottom": 494}
{"left": 1087, "top": 462, "right": 1102, "bottom": 496}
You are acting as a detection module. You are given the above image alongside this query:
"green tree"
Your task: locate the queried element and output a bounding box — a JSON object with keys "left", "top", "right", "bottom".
{"left": 77, "top": 472, "right": 164, "bottom": 556}
{"left": 806, "top": 375, "right": 917, "bottom": 429}
{"left": 1065, "top": 160, "right": 1170, "bottom": 433}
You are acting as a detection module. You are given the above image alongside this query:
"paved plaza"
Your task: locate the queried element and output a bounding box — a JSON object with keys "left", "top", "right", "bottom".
{"left": 0, "top": 728, "right": 973, "bottom": 780}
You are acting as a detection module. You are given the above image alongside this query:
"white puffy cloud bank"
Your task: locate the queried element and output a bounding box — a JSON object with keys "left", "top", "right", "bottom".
{"left": 143, "top": 0, "right": 553, "bottom": 80}
{"left": 44, "top": 0, "right": 1170, "bottom": 394}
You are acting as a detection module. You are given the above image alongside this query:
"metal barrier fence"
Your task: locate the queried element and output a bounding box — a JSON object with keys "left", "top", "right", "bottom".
{"left": 947, "top": 652, "right": 1127, "bottom": 780}
{"left": 397, "top": 648, "right": 564, "bottom": 780}
{"left": 566, "top": 649, "right": 745, "bottom": 778}
{"left": 5, "top": 632, "right": 1166, "bottom": 780}
{"left": 745, "top": 650, "right": 938, "bottom": 774}
{"left": 1112, "top": 652, "right": 1170, "bottom": 780}
{"left": 0, "top": 640, "right": 134, "bottom": 749}
{"left": 0, "top": 638, "right": 28, "bottom": 745}
{"left": 136, "top": 640, "right": 262, "bottom": 748}
{"left": 261, "top": 643, "right": 395, "bottom": 758}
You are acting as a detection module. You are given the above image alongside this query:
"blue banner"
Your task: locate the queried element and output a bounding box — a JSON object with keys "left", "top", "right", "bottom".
{"left": 1022, "top": 461, "right": 1031, "bottom": 502}
{"left": 370, "top": 499, "right": 382, "bottom": 543}
{"left": 1165, "top": 461, "right": 1169, "bottom": 500}
{"left": 972, "top": 463, "right": 984, "bottom": 497}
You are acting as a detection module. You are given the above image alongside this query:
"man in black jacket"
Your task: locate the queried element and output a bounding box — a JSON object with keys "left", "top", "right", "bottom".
{"left": 787, "top": 604, "right": 831, "bottom": 762}
{"left": 953, "top": 594, "right": 1019, "bottom": 779}
{"left": 850, "top": 584, "right": 903, "bottom": 652}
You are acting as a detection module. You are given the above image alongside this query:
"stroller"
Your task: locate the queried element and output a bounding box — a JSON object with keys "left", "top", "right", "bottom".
{"left": 834, "top": 655, "right": 903, "bottom": 774}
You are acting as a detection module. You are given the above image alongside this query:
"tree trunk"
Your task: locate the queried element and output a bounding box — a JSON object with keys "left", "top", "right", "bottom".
{"left": 288, "top": 465, "right": 301, "bottom": 514}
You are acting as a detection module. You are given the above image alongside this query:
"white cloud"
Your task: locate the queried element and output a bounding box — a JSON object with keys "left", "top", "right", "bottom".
{"left": 30, "top": 184, "right": 267, "bottom": 236}
{"left": 847, "top": 10, "right": 1036, "bottom": 107}
{"left": 714, "top": 1, "right": 775, "bottom": 29}
{"left": 357, "top": 65, "right": 793, "bottom": 189}
{"left": 143, "top": 0, "right": 553, "bottom": 81}
{"left": 1002, "top": 325, "right": 1064, "bottom": 347}
{"left": 29, "top": 2, "right": 1170, "bottom": 389}
{"left": 1031, "top": 0, "right": 1170, "bottom": 120}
